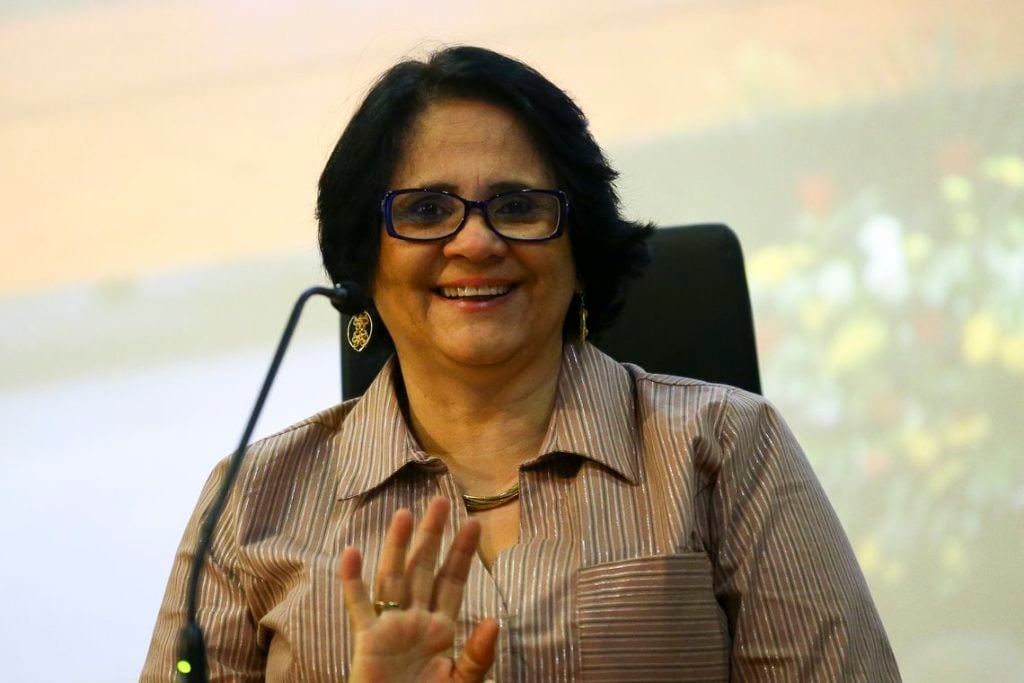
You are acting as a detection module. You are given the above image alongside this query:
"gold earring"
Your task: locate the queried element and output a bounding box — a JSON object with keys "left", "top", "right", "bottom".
{"left": 578, "top": 292, "right": 589, "bottom": 343}
{"left": 347, "top": 311, "right": 373, "bottom": 352}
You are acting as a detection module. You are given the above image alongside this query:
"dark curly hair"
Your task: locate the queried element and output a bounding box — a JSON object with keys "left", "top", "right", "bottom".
{"left": 317, "top": 46, "right": 652, "bottom": 344}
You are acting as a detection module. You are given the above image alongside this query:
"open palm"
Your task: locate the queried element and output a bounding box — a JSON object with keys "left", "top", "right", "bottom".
{"left": 340, "top": 497, "right": 499, "bottom": 683}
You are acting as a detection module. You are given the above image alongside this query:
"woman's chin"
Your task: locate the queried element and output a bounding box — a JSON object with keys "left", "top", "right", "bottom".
{"left": 392, "top": 316, "right": 565, "bottom": 375}
{"left": 437, "top": 339, "right": 521, "bottom": 368}
{"left": 428, "top": 329, "right": 549, "bottom": 370}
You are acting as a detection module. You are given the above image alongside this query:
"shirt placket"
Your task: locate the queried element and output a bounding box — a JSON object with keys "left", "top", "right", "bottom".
{"left": 435, "top": 468, "right": 518, "bottom": 682}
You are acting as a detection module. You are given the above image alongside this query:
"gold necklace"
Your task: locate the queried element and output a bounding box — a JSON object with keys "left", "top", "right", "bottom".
{"left": 462, "top": 481, "right": 520, "bottom": 512}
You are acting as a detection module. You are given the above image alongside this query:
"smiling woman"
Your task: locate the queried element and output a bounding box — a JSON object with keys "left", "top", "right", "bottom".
{"left": 142, "top": 46, "right": 900, "bottom": 681}
{"left": 375, "top": 99, "right": 577, "bottom": 374}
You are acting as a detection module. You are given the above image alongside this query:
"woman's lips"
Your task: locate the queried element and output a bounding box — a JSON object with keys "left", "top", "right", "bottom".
{"left": 438, "top": 283, "right": 513, "bottom": 299}
{"left": 433, "top": 282, "right": 518, "bottom": 305}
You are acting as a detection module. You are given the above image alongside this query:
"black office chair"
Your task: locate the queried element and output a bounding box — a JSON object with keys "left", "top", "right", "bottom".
{"left": 339, "top": 223, "right": 761, "bottom": 398}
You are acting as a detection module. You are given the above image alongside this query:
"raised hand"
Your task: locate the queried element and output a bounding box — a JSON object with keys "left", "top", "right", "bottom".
{"left": 339, "top": 497, "right": 499, "bottom": 683}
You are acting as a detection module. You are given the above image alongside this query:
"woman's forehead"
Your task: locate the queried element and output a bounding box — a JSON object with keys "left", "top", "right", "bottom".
{"left": 392, "top": 99, "right": 554, "bottom": 189}
{"left": 401, "top": 100, "right": 537, "bottom": 160}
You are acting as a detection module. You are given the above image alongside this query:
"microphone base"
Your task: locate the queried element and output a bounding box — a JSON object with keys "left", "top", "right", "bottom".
{"left": 176, "top": 622, "right": 209, "bottom": 681}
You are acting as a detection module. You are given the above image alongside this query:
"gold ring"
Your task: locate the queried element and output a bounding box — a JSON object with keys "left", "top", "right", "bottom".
{"left": 373, "top": 600, "right": 401, "bottom": 615}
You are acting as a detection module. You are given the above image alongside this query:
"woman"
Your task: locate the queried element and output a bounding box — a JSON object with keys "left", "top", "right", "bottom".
{"left": 144, "top": 46, "right": 899, "bottom": 681}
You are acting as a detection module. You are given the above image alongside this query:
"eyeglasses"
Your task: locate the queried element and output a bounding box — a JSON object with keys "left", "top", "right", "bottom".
{"left": 381, "top": 188, "right": 570, "bottom": 242}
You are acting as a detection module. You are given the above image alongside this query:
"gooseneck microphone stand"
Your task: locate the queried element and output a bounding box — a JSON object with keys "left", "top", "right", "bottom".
{"left": 176, "top": 283, "right": 368, "bottom": 681}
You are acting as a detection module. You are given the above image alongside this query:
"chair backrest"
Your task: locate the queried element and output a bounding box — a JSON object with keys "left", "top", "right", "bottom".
{"left": 595, "top": 223, "right": 761, "bottom": 393}
{"left": 340, "top": 223, "right": 761, "bottom": 399}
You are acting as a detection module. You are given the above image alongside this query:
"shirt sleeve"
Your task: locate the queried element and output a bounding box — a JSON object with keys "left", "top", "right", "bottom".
{"left": 141, "top": 459, "right": 266, "bottom": 682}
{"left": 709, "top": 389, "right": 901, "bottom": 681}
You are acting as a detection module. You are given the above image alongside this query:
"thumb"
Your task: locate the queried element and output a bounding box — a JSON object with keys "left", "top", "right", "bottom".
{"left": 454, "top": 618, "right": 499, "bottom": 682}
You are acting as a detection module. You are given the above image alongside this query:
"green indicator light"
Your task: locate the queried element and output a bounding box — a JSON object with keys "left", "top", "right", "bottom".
{"left": 176, "top": 660, "right": 192, "bottom": 674}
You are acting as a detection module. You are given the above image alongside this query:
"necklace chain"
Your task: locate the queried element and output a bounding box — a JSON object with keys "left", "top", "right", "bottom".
{"left": 462, "top": 481, "right": 520, "bottom": 512}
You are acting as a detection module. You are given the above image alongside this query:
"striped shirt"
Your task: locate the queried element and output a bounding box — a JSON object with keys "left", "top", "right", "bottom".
{"left": 142, "top": 342, "right": 900, "bottom": 681}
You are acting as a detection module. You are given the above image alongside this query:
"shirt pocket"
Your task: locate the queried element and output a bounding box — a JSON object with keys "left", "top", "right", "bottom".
{"left": 576, "top": 552, "right": 729, "bottom": 682}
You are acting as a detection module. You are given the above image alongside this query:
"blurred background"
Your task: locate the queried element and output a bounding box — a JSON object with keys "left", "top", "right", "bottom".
{"left": 1, "top": 0, "right": 1022, "bottom": 680}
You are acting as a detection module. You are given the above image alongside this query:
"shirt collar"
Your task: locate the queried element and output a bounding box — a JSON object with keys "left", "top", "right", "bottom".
{"left": 334, "top": 358, "right": 434, "bottom": 500}
{"left": 534, "top": 342, "right": 640, "bottom": 483}
{"left": 334, "top": 342, "right": 639, "bottom": 500}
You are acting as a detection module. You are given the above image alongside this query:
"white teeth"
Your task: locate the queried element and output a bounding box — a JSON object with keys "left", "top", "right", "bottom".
{"left": 440, "top": 284, "right": 512, "bottom": 298}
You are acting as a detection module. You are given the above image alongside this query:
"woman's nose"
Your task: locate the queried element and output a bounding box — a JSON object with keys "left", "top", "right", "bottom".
{"left": 442, "top": 210, "right": 509, "bottom": 261}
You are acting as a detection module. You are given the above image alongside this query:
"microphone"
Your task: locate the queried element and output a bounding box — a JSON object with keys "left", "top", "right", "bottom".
{"left": 175, "top": 282, "right": 368, "bottom": 682}
{"left": 327, "top": 283, "right": 372, "bottom": 316}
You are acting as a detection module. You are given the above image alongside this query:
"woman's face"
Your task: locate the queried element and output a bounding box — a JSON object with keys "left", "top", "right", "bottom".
{"left": 372, "top": 98, "right": 576, "bottom": 372}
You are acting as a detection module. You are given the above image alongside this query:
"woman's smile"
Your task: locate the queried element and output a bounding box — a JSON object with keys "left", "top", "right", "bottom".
{"left": 437, "top": 283, "right": 514, "bottom": 300}
{"left": 434, "top": 278, "right": 519, "bottom": 310}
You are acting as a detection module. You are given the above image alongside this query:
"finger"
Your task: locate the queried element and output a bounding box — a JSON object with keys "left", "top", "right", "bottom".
{"left": 454, "top": 618, "right": 499, "bottom": 683}
{"left": 404, "top": 496, "right": 450, "bottom": 608}
{"left": 339, "top": 546, "right": 376, "bottom": 632}
{"left": 432, "top": 517, "right": 481, "bottom": 619}
{"left": 373, "top": 508, "right": 413, "bottom": 605}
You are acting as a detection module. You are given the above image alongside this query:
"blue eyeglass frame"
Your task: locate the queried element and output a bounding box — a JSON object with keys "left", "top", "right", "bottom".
{"left": 380, "top": 188, "right": 570, "bottom": 242}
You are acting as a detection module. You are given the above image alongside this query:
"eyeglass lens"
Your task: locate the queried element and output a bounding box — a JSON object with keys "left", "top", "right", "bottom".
{"left": 389, "top": 191, "right": 561, "bottom": 240}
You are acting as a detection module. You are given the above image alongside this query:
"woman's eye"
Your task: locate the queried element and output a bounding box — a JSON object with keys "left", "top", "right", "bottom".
{"left": 400, "top": 197, "right": 454, "bottom": 223}
{"left": 412, "top": 202, "right": 443, "bottom": 216}
{"left": 494, "top": 198, "right": 536, "bottom": 216}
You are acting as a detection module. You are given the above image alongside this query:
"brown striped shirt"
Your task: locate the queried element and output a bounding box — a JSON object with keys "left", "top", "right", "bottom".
{"left": 142, "top": 342, "right": 899, "bottom": 681}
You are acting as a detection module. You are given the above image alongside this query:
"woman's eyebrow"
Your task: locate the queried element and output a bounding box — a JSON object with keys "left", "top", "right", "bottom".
{"left": 400, "top": 181, "right": 458, "bottom": 192}
{"left": 487, "top": 180, "right": 537, "bottom": 193}
{"left": 404, "top": 179, "right": 547, "bottom": 195}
